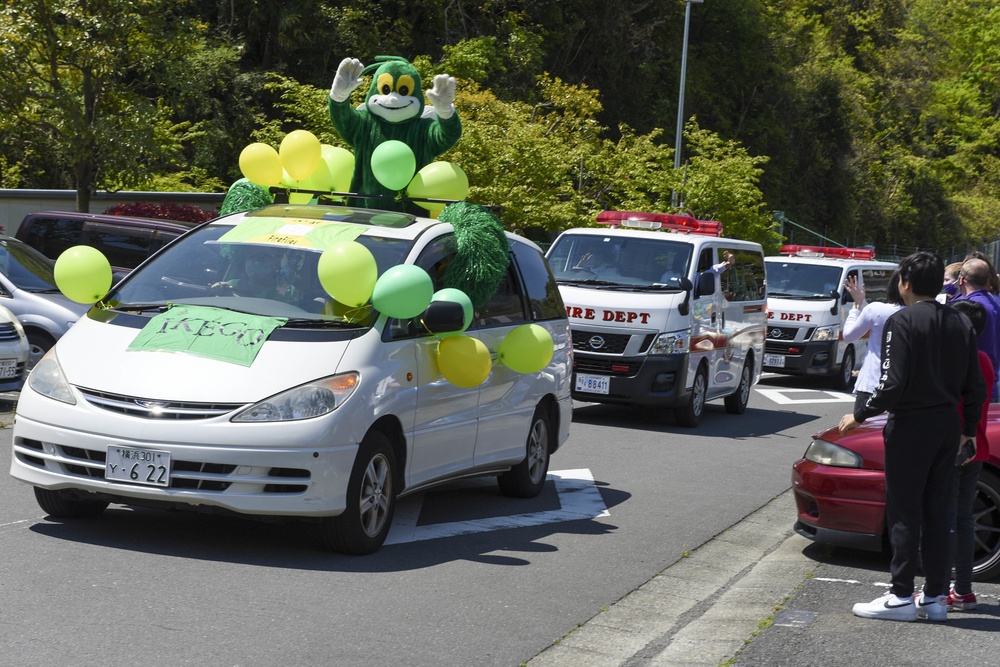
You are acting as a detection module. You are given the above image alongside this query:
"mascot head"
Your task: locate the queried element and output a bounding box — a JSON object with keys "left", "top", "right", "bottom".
{"left": 362, "top": 56, "right": 424, "bottom": 124}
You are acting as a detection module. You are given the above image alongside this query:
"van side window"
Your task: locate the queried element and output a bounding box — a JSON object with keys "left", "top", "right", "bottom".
{"left": 384, "top": 234, "right": 458, "bottom": 340}
{"left": 720, "top": 249, "right": 766, "bottom": 302}
{"left": 471, "top": 261, "right": 528, "bottom": 329}
{"left": 862, "top": 268, "right": 893, "bottom": 303}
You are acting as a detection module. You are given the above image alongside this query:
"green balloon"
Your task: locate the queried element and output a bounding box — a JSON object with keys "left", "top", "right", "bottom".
{"left": 371, "top": 140, "right": 416, "bottom": 191}
{"left": 431, "top": 288, "right": 473, "bottom": 336}
{"left": 372, "top": 265, "right": 433, "bottom": 319}
{"left": 317, "top": 241, "right": 377, "bottom": 307}
{"left": 54, "top": 245, "right": 113, "bottom": 304}
{"left": 498, "top": 323, "right": 555, "bottom": 374}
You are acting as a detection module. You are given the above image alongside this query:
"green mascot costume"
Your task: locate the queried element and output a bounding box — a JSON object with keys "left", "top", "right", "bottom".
{"left": 328, "top": 55, "right": 462, "bottom": 212}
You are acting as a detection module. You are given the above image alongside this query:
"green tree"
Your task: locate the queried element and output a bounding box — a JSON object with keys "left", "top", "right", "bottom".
{"left": 0, "top": 0, "right": 211, "bottom": 210}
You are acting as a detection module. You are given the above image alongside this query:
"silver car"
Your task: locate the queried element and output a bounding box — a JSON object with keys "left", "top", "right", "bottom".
{"left": 0, "top": 235, "right": 91, "bottom": 369}
{"left": 0, "top": 302, "right": 29, "bottom": 392}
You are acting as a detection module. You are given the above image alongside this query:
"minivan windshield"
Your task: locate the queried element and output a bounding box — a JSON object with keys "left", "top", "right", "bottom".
{"left": 546, "top": 234, "right": 693, "bottom": 289}
{"left": 765, "top": 261, "right": 843, "bottom": 299}
{"left": 109, "top": 223, "right": 413, "bottom": 326}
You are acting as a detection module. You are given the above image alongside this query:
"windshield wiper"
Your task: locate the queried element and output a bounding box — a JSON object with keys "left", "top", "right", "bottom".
{"left": 557, "top": 279, "right": 622, "bottom": 287}
{"left": 282, "top": 318, "right": 360, "bottom": 328}
{"left": 109, "top": 303, "right": 171, "bottom": 313}
{"left": 633, "top": 284, "right": 683, "bottom": 291}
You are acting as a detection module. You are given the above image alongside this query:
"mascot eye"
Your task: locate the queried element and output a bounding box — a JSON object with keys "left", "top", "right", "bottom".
{"left": 377, "top": 73, "right": 394, "bottom": 96}
{"left": 397, "top": 75, "right": 416, "bottom": 97}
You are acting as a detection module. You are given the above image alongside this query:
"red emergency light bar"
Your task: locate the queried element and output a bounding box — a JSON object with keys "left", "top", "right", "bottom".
{"left": 779, "top": 245, "right": 876, "bottom": 260}
{"left": 596, "top": 210, "right": 723, "bottom": 237}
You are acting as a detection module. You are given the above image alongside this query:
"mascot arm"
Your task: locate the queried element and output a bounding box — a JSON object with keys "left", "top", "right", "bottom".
{"left": 426, "top": 74, "right": 457, "bottom": 120}
{"left": 328, "top": 95, "right": 368, "bottom": 148}
{"left": 330, "top": 57, "right": 365, "bottom": 103}
{"left": 424, "top": 112, "right": 463, "bottom": 157}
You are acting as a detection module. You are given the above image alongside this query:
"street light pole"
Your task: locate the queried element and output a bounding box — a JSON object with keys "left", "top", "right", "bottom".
{"left": 672, "top": 0, "right": 703, "bottom": 209}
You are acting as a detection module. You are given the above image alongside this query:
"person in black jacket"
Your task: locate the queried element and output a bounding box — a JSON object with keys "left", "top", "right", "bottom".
{"left": 838, "top": 251, "right": 987, "bottom": 622}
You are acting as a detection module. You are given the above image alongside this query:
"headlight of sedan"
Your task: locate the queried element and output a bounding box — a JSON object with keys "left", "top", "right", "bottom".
{"left": 649, "top": 329, "right": 690, "bottom": 355}
{"left": 28, "top": 351, "right": 76, "bottom": 405}
{"left": 232, "top": 372, "right": 360, "bottom": 422}
{"left": 810, "top": 324, "right": 840, "bottom": 341}
{"left": 803, "top": 438, "right": 863, "bottom": 468}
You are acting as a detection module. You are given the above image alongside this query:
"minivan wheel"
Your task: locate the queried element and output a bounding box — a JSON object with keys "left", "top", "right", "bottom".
{"left": 972, "top": 469, "right": 1000, "bottom": 581}
{"left": 674, "top": 365, "right": 707, "bottom": 428}
{"left": 322, "top": 430, "right": 396, "bottom": 555}
{"left": 835, "top": 347, "right": 855, "bottom": 390}
{"left": 724, "top": 361, "right": 752, "bottom": 415}
{"left": 498, "top": 404, "right": 552, "bottom": 498}
{"left": 33, "top": 487, "right": 109, "bottom": 518}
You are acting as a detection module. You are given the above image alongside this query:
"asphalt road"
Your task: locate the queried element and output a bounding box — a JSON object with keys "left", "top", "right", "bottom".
{"left": 1, "top": 378, "right": 851, "bottom": 667}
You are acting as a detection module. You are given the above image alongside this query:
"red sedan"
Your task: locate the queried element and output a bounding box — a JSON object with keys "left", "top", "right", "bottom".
{"left": 792, "top": 405, "right": 1000, "bottom": 581}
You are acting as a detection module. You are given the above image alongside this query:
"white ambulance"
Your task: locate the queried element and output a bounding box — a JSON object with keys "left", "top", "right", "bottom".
{"left": 545, "top": 210, "right": 767, "bottom": 427}
{"left": 763, "top": 245, "right": 897, "bottom": 388}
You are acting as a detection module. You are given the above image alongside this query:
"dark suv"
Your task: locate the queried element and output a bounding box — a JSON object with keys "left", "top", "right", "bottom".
{"left": 15, "top": 211, "right": 200, "bottom": 279}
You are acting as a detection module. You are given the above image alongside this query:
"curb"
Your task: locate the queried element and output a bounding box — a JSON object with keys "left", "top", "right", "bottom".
{"left": 526, "top": 489, "right": 817, "bottom": 667}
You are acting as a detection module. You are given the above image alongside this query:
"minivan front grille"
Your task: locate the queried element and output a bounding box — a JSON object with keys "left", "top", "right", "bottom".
{"left": 78, "top": 388, "right": 245, "bottom": 420}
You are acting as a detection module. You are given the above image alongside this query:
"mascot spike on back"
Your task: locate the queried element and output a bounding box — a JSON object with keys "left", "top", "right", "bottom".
{"left": 328, "top": 55, "right": 462, "bottom": 212}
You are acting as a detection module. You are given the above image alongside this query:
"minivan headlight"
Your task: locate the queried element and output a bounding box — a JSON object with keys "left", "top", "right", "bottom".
{"left": 232, "top": 372, "right": 360, "bottom": 422}
{"left": 803, "top": 439, "right": 862, "bottom": 468}
{"left": 811, "top": 324, "right": 840, "bottom": 341}
{"left": 28, "top": 352, "right": 76, "bottom": 405}
{"left": 649, "top": 330, "right": 690, "bottom": 355}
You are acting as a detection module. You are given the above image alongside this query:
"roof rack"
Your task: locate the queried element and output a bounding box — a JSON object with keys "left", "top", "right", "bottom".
{"left": 779, "top": 245, "right": 876, "bottom": 260}
{"left": 595, "top": 210, "right": 723, "bottom": 237}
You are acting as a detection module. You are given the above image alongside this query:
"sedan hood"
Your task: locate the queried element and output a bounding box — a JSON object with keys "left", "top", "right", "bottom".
{"left": 53, "top": 313, "right": 352, "bottom": 403}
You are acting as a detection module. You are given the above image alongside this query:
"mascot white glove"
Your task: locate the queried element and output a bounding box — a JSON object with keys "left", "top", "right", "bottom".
{"left": 330, "top": 57, "right": 365, "bottom": 103}
{"left": 425, "top": 74, "right": 457, "bottom": 120}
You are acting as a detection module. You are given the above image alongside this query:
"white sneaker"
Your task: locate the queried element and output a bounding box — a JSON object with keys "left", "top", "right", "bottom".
{"left": 852, "top": 591, "right": 917, "bottom": 621}
{"left": 915, "top": 593, "right": 948, "bottom": 621}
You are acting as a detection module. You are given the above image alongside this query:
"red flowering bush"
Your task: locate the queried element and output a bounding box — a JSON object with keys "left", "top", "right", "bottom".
{"left": 103, "top": 202, "right": 218, "bottom": 223}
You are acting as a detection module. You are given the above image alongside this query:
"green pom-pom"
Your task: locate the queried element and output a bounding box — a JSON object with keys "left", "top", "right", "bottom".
{"left": 220, "top": 178, "right": 273, "bottom": 217}
{"left": 438, "top": 202, "right": 510, "bottom": 309}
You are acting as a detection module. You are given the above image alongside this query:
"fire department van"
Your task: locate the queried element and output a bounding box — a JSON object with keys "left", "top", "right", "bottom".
{"left": 763, "top": 245, "right": 897, "bottom": 388}
{"left": 545, "top": 210, "right": 766, "bottom": 427}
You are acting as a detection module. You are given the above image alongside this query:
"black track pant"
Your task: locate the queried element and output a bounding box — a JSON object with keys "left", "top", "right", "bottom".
{"left": 883, "top": 407, "right": 960, "bottom": 598}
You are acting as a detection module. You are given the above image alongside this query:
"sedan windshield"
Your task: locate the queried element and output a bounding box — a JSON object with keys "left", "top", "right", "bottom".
{"left": 0, "top": 237, "right": 59, "bottom": 291}
{"left": 109, "top": 223, "right": 413, "bottom": 326}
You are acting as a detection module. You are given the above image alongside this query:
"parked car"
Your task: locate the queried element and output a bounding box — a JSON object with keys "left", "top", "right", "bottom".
{"left": 0, "top": 235, "right": 91, "bottom": 369}
{"left": 9, "top": 203, "right": 573, "bottom": 554}
{"left": 0, "top": 303, "right": 29, "bottom": 392}
{"left": 792, "top": 406, "right": 1000, "bottom": 580}
{"left": 14, "top": 210, "right": 201, "bottom": 282}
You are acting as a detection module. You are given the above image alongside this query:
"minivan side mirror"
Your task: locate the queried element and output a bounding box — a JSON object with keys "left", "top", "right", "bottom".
{"left": 420, "top": 300, "right": 467, "bottom": 335}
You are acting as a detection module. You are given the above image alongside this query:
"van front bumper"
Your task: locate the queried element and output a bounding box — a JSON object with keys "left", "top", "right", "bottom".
{"left": 762, "top": 339, "right": 838, "bottom": 376}
{"left": 570, "top": 352, "right": 690, "bottom": 407}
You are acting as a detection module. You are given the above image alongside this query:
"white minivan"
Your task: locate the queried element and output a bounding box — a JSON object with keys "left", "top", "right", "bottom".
{"left": 763, "top": 245, "right": 897, "bottom": 388}
{"left": 546, "top": 210, "right": 767, "bottom": 427}
{"left": 9, "top": 204, "right": 573, "bottom": 554}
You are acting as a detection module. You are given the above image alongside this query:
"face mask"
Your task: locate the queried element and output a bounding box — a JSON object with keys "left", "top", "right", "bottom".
{"left": 943, "top": 282, "right": 959, "bottom": 297}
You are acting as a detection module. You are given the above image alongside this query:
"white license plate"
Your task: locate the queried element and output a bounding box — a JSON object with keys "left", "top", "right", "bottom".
{"left": 763, "top": 354, "right": 785, "bottom": 368}
{"left": 0, "top": 359, "right": 17, "bottom": 379}
{"left": 575, "top": 373, "right": 610, "bottom": 394}
{"left": 106, "top": 446, "right": 171, "bottom": 487}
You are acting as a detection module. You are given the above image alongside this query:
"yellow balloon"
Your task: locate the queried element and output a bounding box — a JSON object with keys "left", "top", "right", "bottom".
{"left": 407, "top": 161, "right": 469, "bottom": 213}
{"left": 54, "top": 246, "right": 113, "bottom": 304}
{"left": 436, "top": 335, "right": 491, "bottom": 388}
{"left": 239, "top": 143, "right": 282, "bottom": 187}
{"left": 498, "top": 324, "right": 555, "bottom": 374}
{"left": 280, "top": 130, "right": 322, "bottom": 181}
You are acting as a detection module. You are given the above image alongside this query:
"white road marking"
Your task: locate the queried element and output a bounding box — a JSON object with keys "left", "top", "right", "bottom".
{"left": 755, "top": 387, "right": 854, "bottom": 404}
{"left": 385, "top": 468, "right": 609, "bottom": 546}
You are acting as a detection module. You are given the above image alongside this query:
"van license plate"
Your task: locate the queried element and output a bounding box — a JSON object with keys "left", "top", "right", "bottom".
{"left": 106, "top": 446, "right": 171, "bottom": 487}
{"left": 0, "top": 359, "right": 17, "bottom": 379}
{"left": 763, "top": 354, "right": 785, "bottom": 368}
{"left": 575, "top": 373, "right": 610, "bottom": 394}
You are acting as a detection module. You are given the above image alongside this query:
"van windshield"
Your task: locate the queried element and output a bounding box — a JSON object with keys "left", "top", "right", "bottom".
{"left": 765, "top": 261, "right": 843, "bottom": 299}
{"left": 546, "top": 235, "right": 693, "bottom": 289}
{"left": 107, "top": 223, "right": 413, "bottom": 327}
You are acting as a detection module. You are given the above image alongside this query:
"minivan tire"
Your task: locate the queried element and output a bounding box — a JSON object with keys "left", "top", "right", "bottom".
{"left": 33, "top": 487, "right": 109, "bottom": 518}
{"left": 498, "top": 403, "right": 552, "bottom": 498}
{"left": 322, "top": 430, "right": 396, "bottom": 555}
{"left": 674, "top": 365, "right": 707, "bottom": 428}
